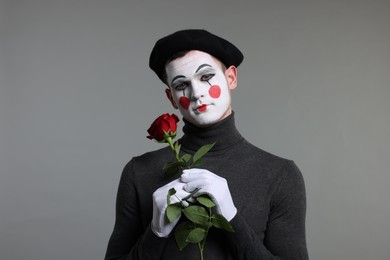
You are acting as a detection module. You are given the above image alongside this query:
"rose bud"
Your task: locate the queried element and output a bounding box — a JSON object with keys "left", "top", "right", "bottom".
{"left": 147, "top": 113, "right": 180, "bottom": 142}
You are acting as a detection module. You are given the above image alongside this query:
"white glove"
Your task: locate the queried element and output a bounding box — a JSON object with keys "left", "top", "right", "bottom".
{"left": 181, "top": 168, "right": 237, "bottom": 221}
{"left": 151, "top": 178, "right": 190, "bottom": 237}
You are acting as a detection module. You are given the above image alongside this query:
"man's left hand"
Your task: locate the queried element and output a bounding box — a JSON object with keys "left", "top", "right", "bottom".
{"left": 181, "top": 168, "right": 237, "bottom": 221}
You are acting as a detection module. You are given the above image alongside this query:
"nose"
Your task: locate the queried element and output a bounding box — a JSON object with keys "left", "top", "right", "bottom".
{"left": 190, "top": 81, "right": 205, "bottom": 100}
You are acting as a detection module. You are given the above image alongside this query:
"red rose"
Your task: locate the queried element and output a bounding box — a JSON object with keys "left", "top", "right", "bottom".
{"left": 147, "top": 113, "right": 180, "bottom": 142}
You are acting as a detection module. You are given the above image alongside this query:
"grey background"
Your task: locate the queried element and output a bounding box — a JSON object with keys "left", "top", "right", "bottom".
{"left": 1, "top": 0, "right": 389, "bottom": 259}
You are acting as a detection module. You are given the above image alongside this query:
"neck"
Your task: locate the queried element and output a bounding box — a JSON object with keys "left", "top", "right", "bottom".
{"left": 179, "top": 112, "right": 243, "bottom": 155}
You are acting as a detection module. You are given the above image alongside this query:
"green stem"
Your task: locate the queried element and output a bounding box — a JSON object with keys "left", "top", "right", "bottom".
{"left": 197, "top": 242, "right": 204, "bottom": 260}
{"left": 197, "top": 207, "right": 212, "bottom": 260}
{"left": 166, "top": 137, "right": 180, "bottom": 161}
{"left": 181, "top": 187, "right": 200, "bottom": 201}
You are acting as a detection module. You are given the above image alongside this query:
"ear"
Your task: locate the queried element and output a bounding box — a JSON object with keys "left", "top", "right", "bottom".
{"left": 225, "top": 66, "right": 237, "bottom": 90}
{"left": 165, "top": 88, "right": 179, "bottom": 109}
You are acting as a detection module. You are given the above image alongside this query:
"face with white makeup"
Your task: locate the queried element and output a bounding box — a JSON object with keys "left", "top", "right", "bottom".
{"left": 165, "top": 50, "right": 237, "bottom": 127}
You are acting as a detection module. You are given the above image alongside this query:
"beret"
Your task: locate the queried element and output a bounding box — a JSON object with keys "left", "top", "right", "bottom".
{"left": 149, "top": 29, "right": 244, "bottom": 83}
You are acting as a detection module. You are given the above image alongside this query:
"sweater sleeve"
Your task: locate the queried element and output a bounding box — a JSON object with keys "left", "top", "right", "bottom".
{"left": 104, "top": 160, "right": 168, "bottom": 260}
{"left": 226, "top": 161, "right": 308, "bottom": 260}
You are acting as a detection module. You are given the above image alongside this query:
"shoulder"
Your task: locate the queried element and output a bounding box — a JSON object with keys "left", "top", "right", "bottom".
{"left": 238, "top": 139, "right": 297, "bottom": 173}
{"left": 237, "top": 139, "right": 305, "bottom": 189}
{"left": 131, "top": 146, "right": 172, "bottom": 166}
{"left": 239, "top": 141, "right": 307, "bottom": 209}
{"left": 123, "top": 146, "right": 174, "bottom": 172}
{"left": 120, "top": 146, "right": 173, "bottom": 184}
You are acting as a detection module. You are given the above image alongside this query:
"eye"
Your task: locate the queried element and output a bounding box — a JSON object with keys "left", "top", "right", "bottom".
{"left": 200, "top": 74, "right": 215, "bottom": 81}
{"left": 174, "top": 82, "right": 189, "bottom": 90}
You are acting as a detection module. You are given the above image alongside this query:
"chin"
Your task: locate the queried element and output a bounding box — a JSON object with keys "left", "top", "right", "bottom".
{"left": 187, "top": 116, "right": 222, "bottom": 128}
{"left": 184, "top": 109, "right": 231, "bottom": 127}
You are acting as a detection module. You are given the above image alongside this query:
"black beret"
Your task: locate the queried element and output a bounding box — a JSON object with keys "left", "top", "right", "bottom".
{"left": 149, "top": 29, "right": 244, "bottom": 83}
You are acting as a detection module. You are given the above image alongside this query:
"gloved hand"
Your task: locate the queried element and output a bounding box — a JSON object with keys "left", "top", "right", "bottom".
{"left": 181, "top": 168, "right": 237, "bottom": 221}
{"left": 151, "top": 178, "right": 190, "bottom": 237}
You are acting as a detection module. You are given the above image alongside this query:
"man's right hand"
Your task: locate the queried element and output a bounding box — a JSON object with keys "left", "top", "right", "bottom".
{"left": 151, "top": 178, "right": 190, "bottom": 237}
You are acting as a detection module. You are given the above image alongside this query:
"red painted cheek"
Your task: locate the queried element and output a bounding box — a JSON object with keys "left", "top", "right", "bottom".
{"left": 179, "top": 96, "right": 190, "bottom": 110}
{"left": 209, "top": 85, "right": 221, "bottom": 99}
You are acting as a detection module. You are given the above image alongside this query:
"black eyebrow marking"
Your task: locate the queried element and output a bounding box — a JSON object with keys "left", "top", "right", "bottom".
{"left": 195, "top": 64, "right": 212, "bottom": 73}
{"left": 171, "top": 75, "right": 186, "bottom": 85}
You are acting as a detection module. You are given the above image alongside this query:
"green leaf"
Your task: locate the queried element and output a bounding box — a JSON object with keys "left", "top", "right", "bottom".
{"left": 167, "top": 188, "right": 176, "bottom": 204}
{"left": 180, "top": 153, "right": 192, "bottom": 163}
{"left": 163, "top": 161, "right": 177, "bottom": 172}
{"left": 174, "top": 141, "right": 181, "bottom": 156}
{"left": 192, "top": 143, "right": 215, "bottom": 165}
{"left": 182, "top": 205, "right": 210, "bottom": 226}
{"left": 163, "top": 161, "right": 176, "bottom": 169}
{"left": 163, "top": 160, "right": 188, "bottom": 169}
{"left": 163, "top": 159, "right": 189, "bottom": 179}
{"left": 166, "top": 204, "right": 182, "bottom": 223}
{"left": 178, "top": 161, "right": 190, "bottom": 167}
{"left": 196, "top": 195, "right": 215, "bottom": 208}
{"left": 164, "top": 167, "right": 179, "bottom": 179}
{"left": 211, "top": 214, "right": 234, "bottom": 232}
{"left": 174, "top": 222, "right": 193, "bottom": 251}
{"left": 190, "top": 158, "right": 204, "bottom": 167}
{"left": 186, "top": 228, "right": 206, "bottom": 243}
{"left": 163, "top": 162, "right": 181, "bottom": 179}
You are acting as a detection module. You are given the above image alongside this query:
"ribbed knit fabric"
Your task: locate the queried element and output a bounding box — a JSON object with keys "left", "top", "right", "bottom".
{"left": 105, "top": 113, "right": 308, "bottom": 260}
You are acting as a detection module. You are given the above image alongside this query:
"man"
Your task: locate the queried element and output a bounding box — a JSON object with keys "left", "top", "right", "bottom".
{"left": 105, "top": 29, "right": 308, "bottom": 259}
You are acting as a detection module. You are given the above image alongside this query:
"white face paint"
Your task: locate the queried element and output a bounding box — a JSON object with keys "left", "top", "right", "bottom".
{"left": 165, "top": 50, "right": 236, "bottom": 127}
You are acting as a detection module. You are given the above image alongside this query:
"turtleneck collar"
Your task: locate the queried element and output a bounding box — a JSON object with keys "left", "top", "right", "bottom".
{"left": 179, "top": 112, "right": 244, "bottom": 155}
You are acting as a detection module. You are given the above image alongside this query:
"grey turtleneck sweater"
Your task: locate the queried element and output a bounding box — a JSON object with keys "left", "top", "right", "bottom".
{"left": 105, "top": 113, "right": 308, "bottom": 259}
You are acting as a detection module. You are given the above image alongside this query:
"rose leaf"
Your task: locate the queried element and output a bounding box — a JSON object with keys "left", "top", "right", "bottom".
{"left": 163, "top": 163, "right": 180, "bottom": 179}
{"left": 167, "top": 188, "right": 176, "bottom": 204}
{"left": 190, "top": 158, "right": 204, "bottom": 168}
{"left": 182, "top": 205, "right": 209, "bottom": 226}
{"left": 211, "top": 214, "right": 234, "bottom": 232}
{"left": 196, "top": 195, "right": 215, "bottom": 208}
{"left": 180, "top": 153, "right": 192, "bottom": 163}
{"left": 192, "top": 143, "right": 215, "bottom": 164}
{"left": 166, "top": 204, "right": 182, "bottom": 223}
{"left": 186, "top": 228, "right": 206, "bottom": 244}
{"left": 174, "top": 222, "right": 193, "bottom": 251}
{"left": 174, "top": 141, "right": 181, "bottom": 156}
